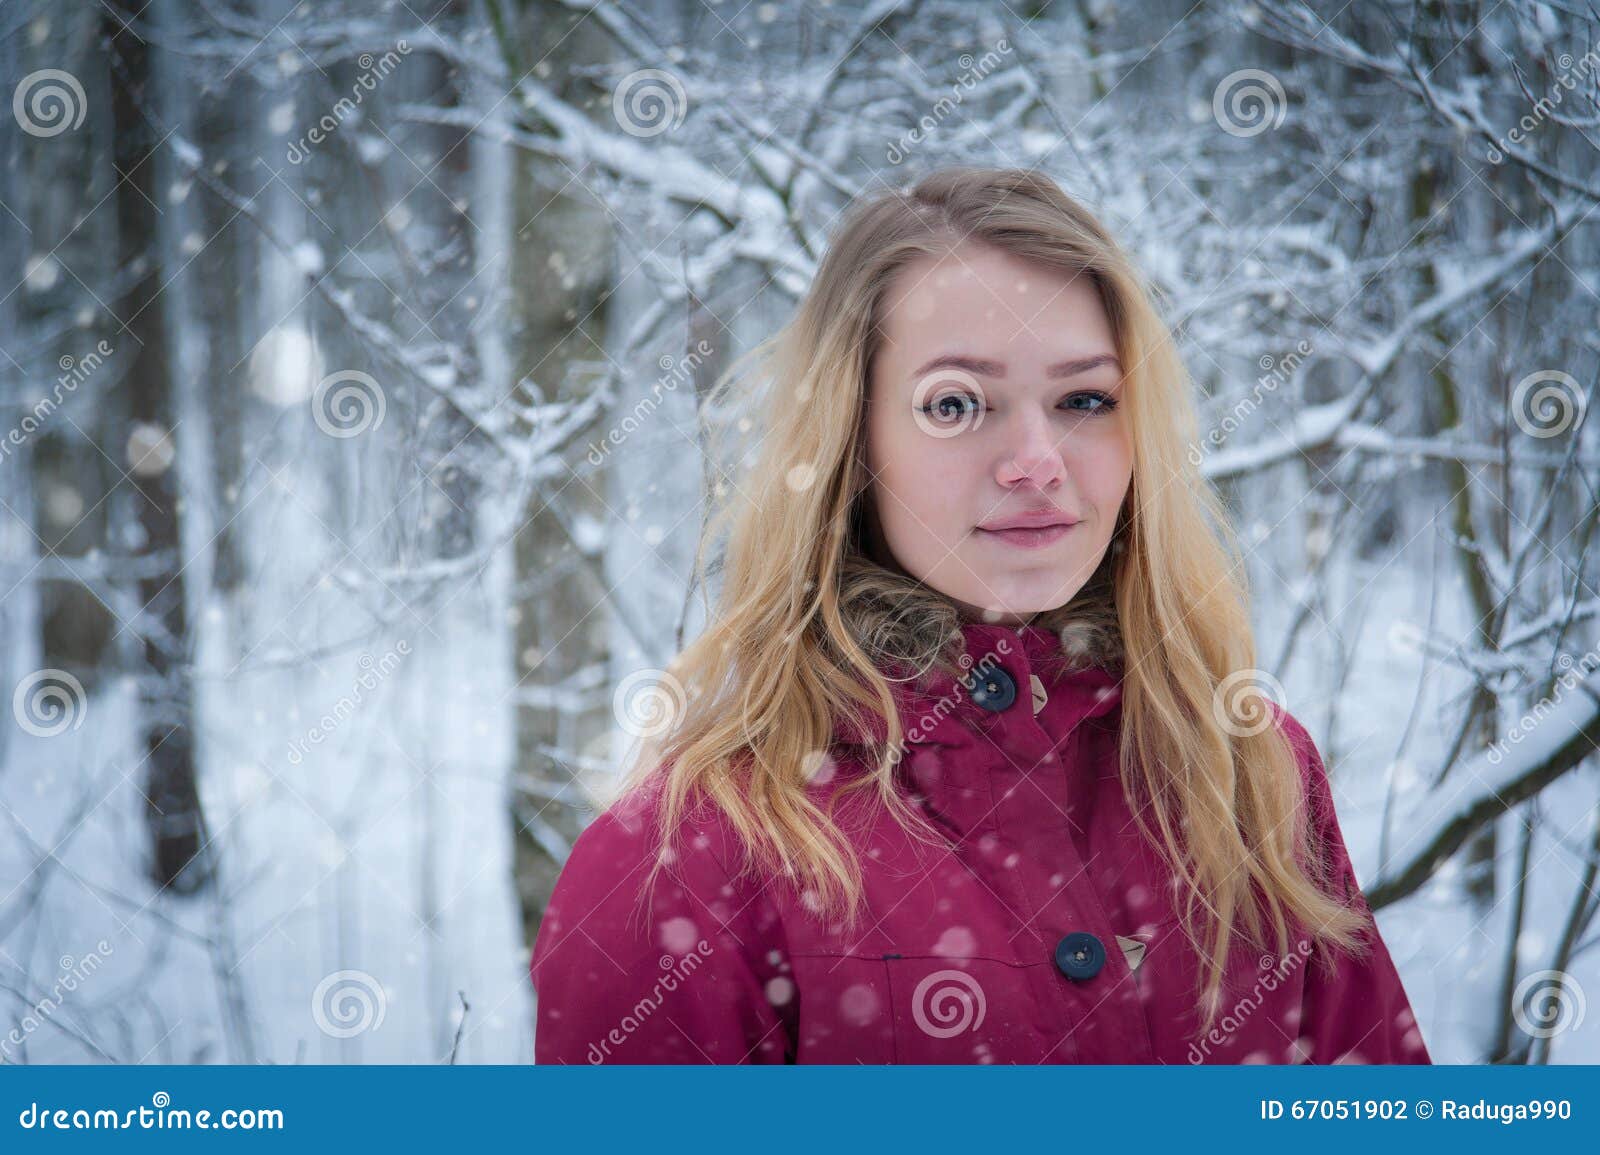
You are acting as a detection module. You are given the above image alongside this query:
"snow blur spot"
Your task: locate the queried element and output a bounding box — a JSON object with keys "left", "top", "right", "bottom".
{"left": 250, "top": 324, "right": 322, "bottom": 406}
{"left": 765, "top": 976, "right": 795, "bottom": 1006}
{"left": 932, "top": 926, "right": 976, "bottom": 957}
{"left": 839, "top": 984, "right": 880, "bottom": 1026}
{"left": 658, "top": 916, "right": 699, "bottom": 955}
{"left": 127, "top": 423, "right": 175, "bottom": 477}
{"left": 784, "top": 463, "right": 818, "bottom": 492}
{"left": 25, "top": 254, "right": 60, "bottom": 292}
{"left": 291, "top": 240, "right": 325, "bottom": 276}
{"left": 801, "top": 749, "right": 836, "bottom": 786}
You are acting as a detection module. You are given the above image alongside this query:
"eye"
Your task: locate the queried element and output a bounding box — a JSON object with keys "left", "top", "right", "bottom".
{"left": 921, "top": 392, "right": 984, "bottom": 422}
{"left": 1061, "top": 391, "right": 1118, "bottom": 415}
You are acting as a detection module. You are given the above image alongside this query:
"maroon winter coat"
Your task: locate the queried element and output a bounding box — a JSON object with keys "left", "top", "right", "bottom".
{"left": 530, "top": 621, "right": 1431, "bottom": 1064}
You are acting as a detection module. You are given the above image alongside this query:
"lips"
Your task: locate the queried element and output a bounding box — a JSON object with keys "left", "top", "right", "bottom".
{"left": 975, "top": 509, "right": 1081, "bottom": 551}
{"left": 977, "top": 509, "right": 1081, "bottom": 532}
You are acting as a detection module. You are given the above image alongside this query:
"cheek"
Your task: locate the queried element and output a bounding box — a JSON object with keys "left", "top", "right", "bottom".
{"left": 1068, "top": 427, "right": 1133, "bottom": 505}
{"left": 870, "top": 430, "right": 972, "bottom": 539}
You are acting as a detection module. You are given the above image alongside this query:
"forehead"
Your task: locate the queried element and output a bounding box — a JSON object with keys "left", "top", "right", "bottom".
{"left": 874, "top": 243, "right": 1114, "bottom": 369}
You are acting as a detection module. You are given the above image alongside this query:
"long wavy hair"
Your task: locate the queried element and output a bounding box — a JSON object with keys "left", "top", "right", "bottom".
{"left": 612, "top": 167, "right": 1369, "bottom": 1023}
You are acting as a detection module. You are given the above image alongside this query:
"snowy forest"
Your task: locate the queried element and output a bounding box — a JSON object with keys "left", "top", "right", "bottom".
{"left": 2, "top": 0, "right": 1598, "bottom": 1065}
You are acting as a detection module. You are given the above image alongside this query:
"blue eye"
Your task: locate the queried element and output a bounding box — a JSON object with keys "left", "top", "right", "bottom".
{"left": 1062, "top": 392, "right": 1118, "bottom": 415}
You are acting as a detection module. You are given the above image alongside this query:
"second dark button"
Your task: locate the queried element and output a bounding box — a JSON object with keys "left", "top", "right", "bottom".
{"left": 1054, "top": 932, "right": 1106, "bottom": 981}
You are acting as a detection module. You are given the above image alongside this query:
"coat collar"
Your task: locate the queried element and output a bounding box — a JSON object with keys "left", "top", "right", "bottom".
{"left": 831, "top": 620, "right": 1123, "bottom": 752}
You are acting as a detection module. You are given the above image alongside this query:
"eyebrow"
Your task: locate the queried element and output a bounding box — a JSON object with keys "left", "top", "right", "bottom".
{"left": 909, "top": 352, "right": 1122, "bottom": 381}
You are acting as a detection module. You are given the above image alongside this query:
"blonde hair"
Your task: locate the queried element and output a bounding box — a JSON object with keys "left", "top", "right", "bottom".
{"left": 614, "top": 167, "right": 1369, "bottom": 1026}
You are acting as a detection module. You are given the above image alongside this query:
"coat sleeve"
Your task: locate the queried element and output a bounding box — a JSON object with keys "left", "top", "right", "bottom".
{"left": 1278, "top": 709, "right": 1433, "bottom": 1064}
{"left": 529, "top": 790, "right": 796, "bottom": 1064}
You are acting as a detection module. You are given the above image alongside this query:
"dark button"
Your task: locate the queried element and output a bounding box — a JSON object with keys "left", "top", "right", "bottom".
{"left": 966, "top": 665, "right": 1017, "bottom": 712}
{"left": 1054, "top": 932, "right": 1106, "bottom": 981}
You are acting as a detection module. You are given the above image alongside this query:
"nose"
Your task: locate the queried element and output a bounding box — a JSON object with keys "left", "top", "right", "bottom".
{"left": 995, "top": 407, "right": 1066, "bottom": 490}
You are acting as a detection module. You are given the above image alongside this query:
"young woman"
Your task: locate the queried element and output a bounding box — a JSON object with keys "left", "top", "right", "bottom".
{"left": 530, "top": 167, "right": 1431, "bottom": 1065}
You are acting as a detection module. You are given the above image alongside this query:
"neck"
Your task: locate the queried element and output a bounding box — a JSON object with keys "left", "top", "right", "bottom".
{"left": 835, "top": 551, "right": 1124, "bottom": 681}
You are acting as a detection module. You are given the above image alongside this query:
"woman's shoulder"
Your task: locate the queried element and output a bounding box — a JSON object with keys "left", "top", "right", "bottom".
{"left": 538, "top": 779, "right": 779, "bottom": 958}
{"left": 531, "top": 780, "right": 795, "bottom": 1064}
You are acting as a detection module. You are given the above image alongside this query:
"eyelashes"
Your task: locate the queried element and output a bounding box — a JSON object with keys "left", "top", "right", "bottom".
{"left": 919, "top": 392, "right": 1120, "bottom": 422}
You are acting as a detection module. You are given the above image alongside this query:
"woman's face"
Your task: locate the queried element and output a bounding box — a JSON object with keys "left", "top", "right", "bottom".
{"left": 863, "top": 241, "right": 1133, "bottom": 624}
